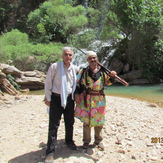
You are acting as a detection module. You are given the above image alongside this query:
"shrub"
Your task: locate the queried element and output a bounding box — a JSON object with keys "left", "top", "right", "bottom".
{"left": 0, "top": 29, "right": 64, "bottom": 71}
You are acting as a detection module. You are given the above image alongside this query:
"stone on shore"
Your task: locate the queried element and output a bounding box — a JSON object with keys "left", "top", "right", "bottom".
{"left": 0, "top": 95, "right": 162, "bottom": 163}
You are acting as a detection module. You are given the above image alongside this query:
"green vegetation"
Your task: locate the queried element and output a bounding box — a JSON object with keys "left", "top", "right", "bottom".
{"left": 0, "top": 0, "right": 162, "bottom": 81}
{"left": 108, "top": 0, "right": 162, "bottom": 80}
{"left": 0, "top": 29, "right": 63, "bottom": 69}
{"left": 69, "top": 29, "right": 96, "bottom": 49}
{"left": 6, "top": 74, "right": 20, "bottom": 90}
{"left": 27, "top": 0, "right": 88, "bottom": 43}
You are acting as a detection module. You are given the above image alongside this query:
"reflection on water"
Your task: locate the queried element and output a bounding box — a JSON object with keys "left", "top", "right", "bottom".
{"left": 26, "top": 85, "right": 163, "bottom": 107}
{"left": 26, "top": 89, "right": 45, "bottom": 95}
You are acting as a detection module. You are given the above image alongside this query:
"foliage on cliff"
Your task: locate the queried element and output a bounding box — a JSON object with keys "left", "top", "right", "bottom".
{"left": 0, "top": 29, "right": 63, "bottom": 70}
{"left": 108, "top": 0, "right": 163, "bottom": 80}
{"left": 0, "top": 0, "right": 162, "bottom": 81}
{"left": 27, "top": 0, "right": 88, "bottom": 43}
{"left": 0, "top": 0, "right": 46, "bottom": 33}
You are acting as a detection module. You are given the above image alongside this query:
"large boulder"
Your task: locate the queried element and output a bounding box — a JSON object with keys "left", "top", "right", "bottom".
{"left": 108, "top": 59, "right": 124, "bottom": 74}
{"left": 0, "top": 63, "right": 46, "bottom": 91}
{"left": 15, "top": 70, "right": 46, "bottom": 90}
{"left": 123, "top": 63, "right": 130, "bottom": 73}
{"left": 0, "top": 71, "right": 6, "bottom": 84}
{"left": 23, "top": 70, "right": 46, "bottom": 78}
{"left": 0, "top": 71, "right": 19, "bottom": 95}
{"left": 1, "top": 63, "right": 23, "bottom": 77}
{"left": 119, "top": 69, "right": 143, "bottom": 82}
{"left": 23, "top": 71, "right": 38, "bottom": 77}
{"left": 129, "top": 79, "right": 150, "bottom": 85}
{"left": 15, "top": 76, "right": 45, "bottom": 90}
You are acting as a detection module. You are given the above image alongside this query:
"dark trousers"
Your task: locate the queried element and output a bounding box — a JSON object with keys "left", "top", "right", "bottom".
{"left": 46, "top": 93, "right": 75, "bottom": 156}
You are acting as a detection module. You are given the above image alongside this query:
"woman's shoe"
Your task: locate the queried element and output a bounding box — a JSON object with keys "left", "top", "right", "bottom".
{"left": 83, "top": 143, "right": 89, "bottom": 149}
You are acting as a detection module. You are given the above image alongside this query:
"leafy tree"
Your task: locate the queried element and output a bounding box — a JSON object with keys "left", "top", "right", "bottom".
{"left": 83, "top": 0, "right": 120, "bottom": 40}
{"left": 69, "top": 28, "right": 96, "bottom": 48}
{"left": 27, "top": 0, "right": 88, "bottom": 43}
{"left": 0, "top": 0, "right": 13, "bottom": 32}
{"left": 0, "top": 0, "right": 46, "bottom": 34}
{"left": 109, "top": 0, "right": 162, "bottom": 80}
{"left": 99, "top": 11, "right": 122, "bottom": 41}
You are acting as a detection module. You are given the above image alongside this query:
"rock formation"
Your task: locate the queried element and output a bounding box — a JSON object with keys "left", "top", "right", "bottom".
{"left": 0, "top": 66, "right": 19, "bottom": 96}
{"left": 0, "top": 63, "right": 45, "bottom": 95}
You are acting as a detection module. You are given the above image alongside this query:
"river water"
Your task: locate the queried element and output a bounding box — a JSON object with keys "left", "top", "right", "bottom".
{"left": 27, "top": 84, "right": 163, "bottom": 107}
{"left": 105, "top": 84, "right": 163, "bottom": 106}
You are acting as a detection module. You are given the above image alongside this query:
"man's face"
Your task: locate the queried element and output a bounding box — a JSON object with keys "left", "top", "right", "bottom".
{"left": 87, "top": 55, "right": 97, "bottom": 66}
{"left": 62, "top": 50, "right": 73, "bottom": 65}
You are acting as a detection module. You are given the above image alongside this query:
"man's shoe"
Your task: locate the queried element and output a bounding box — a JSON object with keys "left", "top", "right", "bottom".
{"left": 66, "top": 141, "right": 77, "bottom": 150}
{"left": 44, "top": 155, "right": 54, "bottom": 163}
{"left": 83, "top": 143, "right": 89, "bottom": 149}
{"left": 94, "top": 142, "right": 104, "bottom": 151}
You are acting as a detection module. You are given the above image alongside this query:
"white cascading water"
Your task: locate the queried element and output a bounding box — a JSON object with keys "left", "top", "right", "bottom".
{"left": 72, "top": 40, "right": 116, "bottom": 68}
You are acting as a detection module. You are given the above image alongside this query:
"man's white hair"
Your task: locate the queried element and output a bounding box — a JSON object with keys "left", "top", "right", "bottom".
{"left": 62, "top": 47, "right": 73, "bottom": 54}
{"left": 86, "top": 51, "right": 97, "bottom": 59}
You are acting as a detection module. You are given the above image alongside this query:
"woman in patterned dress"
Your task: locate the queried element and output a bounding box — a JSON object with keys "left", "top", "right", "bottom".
{"left": 74, "top": 51, "right": 117, "bottom": 150}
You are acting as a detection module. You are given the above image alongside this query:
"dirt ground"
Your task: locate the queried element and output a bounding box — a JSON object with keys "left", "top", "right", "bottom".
{"left": 0, "top": 95, "right": 163, "bottom": 163}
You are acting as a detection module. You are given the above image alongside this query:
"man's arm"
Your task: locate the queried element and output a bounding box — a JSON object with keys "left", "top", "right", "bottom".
{"left": 44, "top": 63, "right": 57, "bottom": 106}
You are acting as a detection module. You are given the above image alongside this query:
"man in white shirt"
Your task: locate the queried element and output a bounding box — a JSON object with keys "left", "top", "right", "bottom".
{"left": 44, "top": 47, "right": 79, "bottom": 162}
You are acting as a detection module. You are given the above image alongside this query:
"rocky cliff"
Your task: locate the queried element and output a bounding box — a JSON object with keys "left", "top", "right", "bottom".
{"left": 0, "top": 63, "right": 45, "bottom": 95}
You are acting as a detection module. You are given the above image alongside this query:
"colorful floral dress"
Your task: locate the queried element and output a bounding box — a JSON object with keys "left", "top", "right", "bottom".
{"left": 75, "top": 68, "right": 111, "bottom": 127}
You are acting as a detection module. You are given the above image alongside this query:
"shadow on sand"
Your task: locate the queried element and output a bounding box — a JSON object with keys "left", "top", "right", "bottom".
{"left": 8, "top": 139, "right": 97, "bottom": 163}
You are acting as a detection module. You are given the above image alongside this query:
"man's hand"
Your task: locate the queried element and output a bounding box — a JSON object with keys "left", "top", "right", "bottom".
{"left": 75, "top": 94, "right": 81, "bottom": 105}
{"left": 45, "top": 97, "right": 50, "bottom": 107}
{"left": 110, "top": 70, "right": 117, "bottom": 77}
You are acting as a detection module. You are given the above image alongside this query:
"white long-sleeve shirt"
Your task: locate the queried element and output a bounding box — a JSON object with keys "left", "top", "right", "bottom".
{"left": 45, "top": 62, "right": 79, "bottom": 101}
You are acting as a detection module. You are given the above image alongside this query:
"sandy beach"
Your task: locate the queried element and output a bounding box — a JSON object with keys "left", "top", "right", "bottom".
{"left": 0, "top": 95, "right": 163, "bottom": 163}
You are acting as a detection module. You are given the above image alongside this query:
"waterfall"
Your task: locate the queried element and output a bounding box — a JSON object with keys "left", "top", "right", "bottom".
{"left": 72, "top": 48, "right": 88, "bottom": 68}
{"left": 72, "top": 40, "right": 116, "bottom": 68}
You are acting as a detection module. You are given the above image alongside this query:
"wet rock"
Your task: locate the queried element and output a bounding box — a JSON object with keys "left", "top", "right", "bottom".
{"left": 147, "top": 103, "right": 157, "bottom": 107}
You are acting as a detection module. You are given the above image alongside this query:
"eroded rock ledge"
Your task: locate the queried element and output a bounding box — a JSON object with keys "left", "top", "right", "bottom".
{"left": 0, "top": 63, "right": 45, "bottom": 91}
